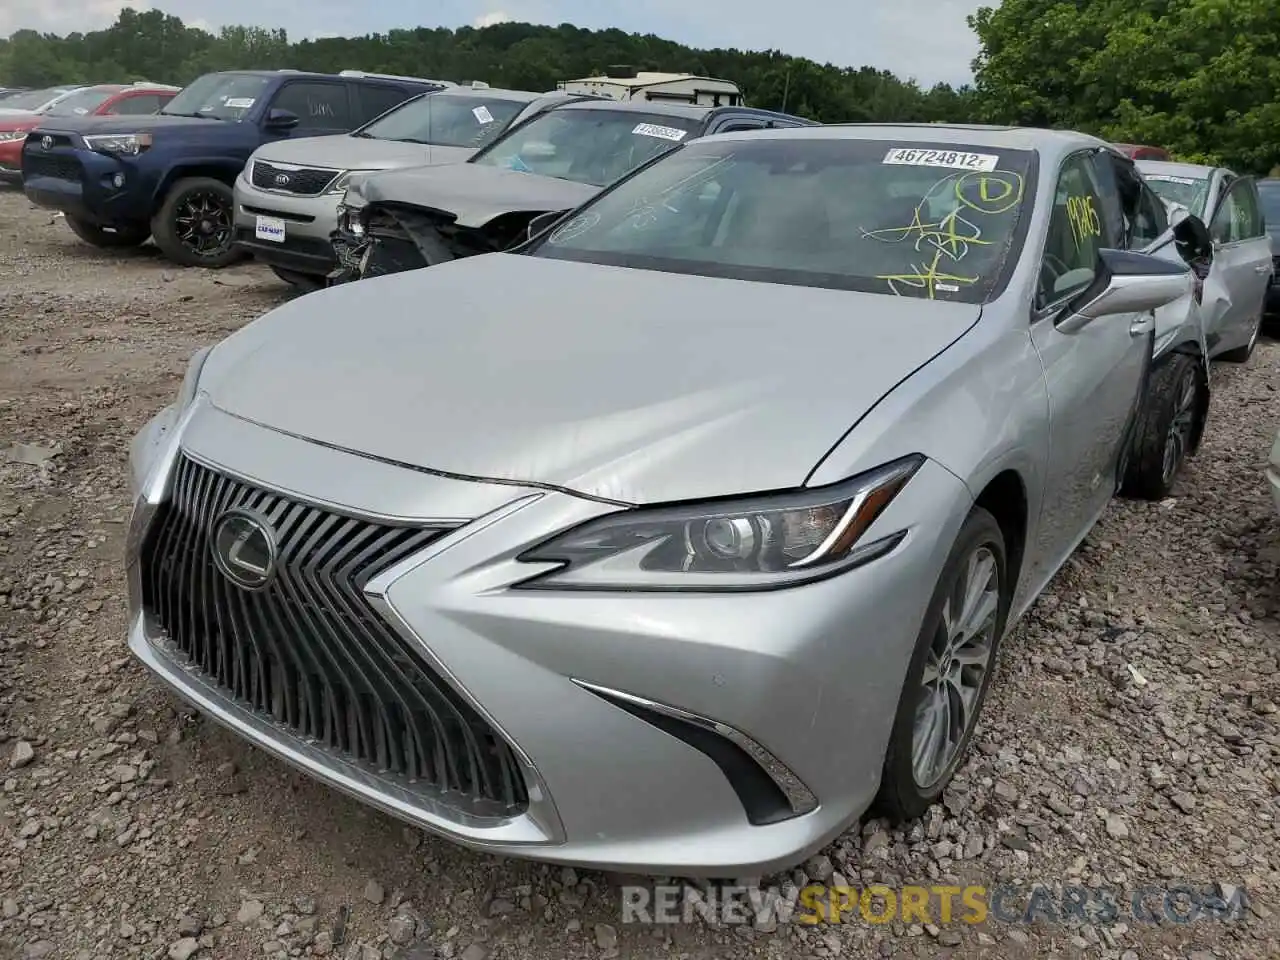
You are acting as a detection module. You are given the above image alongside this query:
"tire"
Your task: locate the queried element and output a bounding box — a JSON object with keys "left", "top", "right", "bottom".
{"left": 1120, "top": 354, "right": 1204, "bottom": 501}
{"left": 150, "top": 177, "right": 244, "bottom": 268}
{"left": 875, "top": 507, "right": 1009, "bottom": 822}
{"left": 1217, "top": 307, "right": 1263, "bottom": 363}
{"left": 65, "top": 216, "right": 149, "bottom": 249}
{"left": 269, "top": 265, "right": 326, "bottom": 292}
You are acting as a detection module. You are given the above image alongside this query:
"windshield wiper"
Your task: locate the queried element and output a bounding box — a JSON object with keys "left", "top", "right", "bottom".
{"left": 161, "top": 111, "right": 218, "bottom": 120}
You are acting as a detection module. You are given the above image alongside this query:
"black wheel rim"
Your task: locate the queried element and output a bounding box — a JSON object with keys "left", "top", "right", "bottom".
{"left": 1162, "top": 367, "right": 1198, "bottom": 485}
{"left": 174, "top": 190, "right": 232, "bottom": 258}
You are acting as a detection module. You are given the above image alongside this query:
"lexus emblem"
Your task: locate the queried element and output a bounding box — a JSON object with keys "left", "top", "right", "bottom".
{"left": 211, "top": 508, "right": 278, "bottom": 590}
{"left": 41, "top": 135, "right": 52, "bottom": 150}
{"left": 274, "top": 173, "right": 290, "bottom": 186}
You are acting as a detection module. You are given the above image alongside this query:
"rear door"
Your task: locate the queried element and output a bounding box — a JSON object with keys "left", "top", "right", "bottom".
{"left": 1204, "top": 176, "right": 1272, "bottom": 353}
{"left": 353, "top": 83, "right": 419, "bottom": 126}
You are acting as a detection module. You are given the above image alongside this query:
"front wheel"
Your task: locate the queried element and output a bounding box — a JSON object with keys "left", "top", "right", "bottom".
{"left": 270, "top": 265, "right": 327, "bottom": 292}
{"left": 875, "top": 507, "right": 1009, "bottom": 821}
{"left": 65, "top": 216, "right": 149, "bottom": 249}
{"left": 1120, "top": 354, "right": 1204, "bottom": 501}
{"left": 151, "top": 177, "right": 244, "bottom": 268}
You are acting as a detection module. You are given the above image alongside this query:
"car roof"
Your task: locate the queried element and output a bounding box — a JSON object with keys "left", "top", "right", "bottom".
{"left": 544, "top": 98, "right": 812, "bottom": 125}
{"left": 215, "top": 69, "right": 437, "bottom": 85}
{"left": 697, "top": 122, "right": 1106, "bottom": 157}
{"left": 426, "top": 87, "right": 545, "bottom": 104}
{"left": 1135, "top": 159, "right": 1221, "bottom": 179}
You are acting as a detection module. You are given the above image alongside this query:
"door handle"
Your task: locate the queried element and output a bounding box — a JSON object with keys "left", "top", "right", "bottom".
{"left": 1129, "top": 315, "right": 1154, "bottom": 337}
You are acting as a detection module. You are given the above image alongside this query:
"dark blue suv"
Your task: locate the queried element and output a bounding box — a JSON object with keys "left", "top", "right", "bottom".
{"left": 22, "top": 69, "right": 445, "bottom": 267}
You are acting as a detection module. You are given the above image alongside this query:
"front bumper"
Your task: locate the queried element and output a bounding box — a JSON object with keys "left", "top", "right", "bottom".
{"left": 22, "top": 137, "right": 148, "bottom": 225}
{"left": 232, "top": 173, "right": 341, "bottom": 277}
{"left": 0, "top": 137, "right": 23, "bottom": 182}
{"left": 126, "top": 399, "right": 973, "bottom": 875}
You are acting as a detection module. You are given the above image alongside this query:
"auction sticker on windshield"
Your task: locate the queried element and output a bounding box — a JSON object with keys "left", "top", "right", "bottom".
{"left": 1144, "top": 174, "right": 1201, "bottom": 185}
{"left": 633, "top": 123, "right": 688, "bottom": 142}
{"left": 224, "top": 97, "right": 256, "bottom": 109}
{"left": 883, "top": 148, "right": 999, "bottom": 172}
{"left": 473, "top": 105, "right": 494, "bottom": 124}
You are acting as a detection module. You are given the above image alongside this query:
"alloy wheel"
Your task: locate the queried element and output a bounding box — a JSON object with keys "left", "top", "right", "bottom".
{"left": 1161, "top": 367, "right": 1199, "bottom": 485}
{"left": 910, "top": 545, "right": 1000, "bottom": 790}
{"left": 173, "top": 190, "right": 233, "bottom": 259}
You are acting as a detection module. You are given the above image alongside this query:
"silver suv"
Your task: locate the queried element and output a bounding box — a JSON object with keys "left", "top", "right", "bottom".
{"left": 233, "top": 86, "right": 584, "bottom": 289}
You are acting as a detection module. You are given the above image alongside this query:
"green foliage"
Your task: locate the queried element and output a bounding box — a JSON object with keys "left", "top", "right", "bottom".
{"left": 969, "top": 0, "right": 1280, "bottom": 174}
{"left": 0, "top": 9, "right": 977, "bottom": 125}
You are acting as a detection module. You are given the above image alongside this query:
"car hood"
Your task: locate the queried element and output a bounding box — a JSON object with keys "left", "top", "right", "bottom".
{"left": 32, "top": 113, "right": 226, "bottom": 134}
{"left": 350, "top": 163, "right": 598, "bottom": 228}
{"left": 0, "top": 114, "right": 38, "bottom": 131}
{"left": 198, "top": 255, "right": 980, "bottom": 505}
{"left": 255, "top": 134, "right": 475, "bottom": 171}
{"left": 0, "top": 108, "right": 39, "bottom": 118}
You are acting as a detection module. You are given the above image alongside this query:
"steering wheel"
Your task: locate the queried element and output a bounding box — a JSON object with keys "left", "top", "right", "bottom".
{"left": 1040, "top": 252, "right": 1074, "bottom": 294}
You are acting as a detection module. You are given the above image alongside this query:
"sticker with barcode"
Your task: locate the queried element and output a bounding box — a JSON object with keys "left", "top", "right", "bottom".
{"left": 883, "top": 148, "right": 999, "bottom": 172}
{"left": 633, "top": 123, "right": 688, "bottom": 142}
{"left": 1143, "top": 174, "right": 1200, "bottom": 185}
{"left": 473, "top": 105, "right": 494, "bottom": 124}
{"left": 224, "top": 97, "right": 256, "bottom": 109}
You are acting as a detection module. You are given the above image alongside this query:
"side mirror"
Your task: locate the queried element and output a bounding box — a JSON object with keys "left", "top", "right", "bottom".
{"left": 264, "top": 108, "right": 299, "bottom": 130}
{"left": 526, "top": 210, "right": 564, "bottom": 240}
{"left": 1057, "top": 248, "right": 1191, "bottom": 334}
{"left": 1172, "top": 210, "right": 1213, "bottom": 261}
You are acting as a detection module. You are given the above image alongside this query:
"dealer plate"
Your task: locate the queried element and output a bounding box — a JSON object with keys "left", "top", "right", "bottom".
{"left": 255, "top": 215, "right": 286, "bottom": 243}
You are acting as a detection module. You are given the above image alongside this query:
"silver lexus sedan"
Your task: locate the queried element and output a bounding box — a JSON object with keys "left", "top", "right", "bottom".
{"left": 127, "top": 124, "right": 1192, "bottom": 876}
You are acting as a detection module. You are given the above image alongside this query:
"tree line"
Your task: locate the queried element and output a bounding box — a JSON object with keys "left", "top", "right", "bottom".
{"left": 0, "top": 9, "right": 975, "bottom": 126}
{"left": 1, "top": 4, "right": 1275, "bottom": 174}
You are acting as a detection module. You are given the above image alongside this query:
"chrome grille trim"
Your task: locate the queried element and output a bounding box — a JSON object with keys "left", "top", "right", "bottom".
{"left": 139, "top": 454, "right": 530, "bottom": 818}
{"left": 250, "top": 159, "right": 340, "bottom": 196}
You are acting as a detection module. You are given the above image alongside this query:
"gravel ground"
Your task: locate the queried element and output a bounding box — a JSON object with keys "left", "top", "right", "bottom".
{"left": 1, "top": 187, "right": 1279, "bottom": 960}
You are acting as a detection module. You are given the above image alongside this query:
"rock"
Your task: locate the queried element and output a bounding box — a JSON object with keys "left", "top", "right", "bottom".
{"left": 177, "top": 915, "right": 203, "bottom": 937}
{"left": 488, "top": 897, "right": 516, "bottom": 917}
{"left": 1105, "top": 815, "right": 1130, "bottom": 840}
{"left": 388, "top": 914, "right": 416, "bottom": 945}
{"left": 8, "top": 740, "right": 34, "bottom": 769}
{"left": 363, "top": 879, "right": 386, "bottom": 904}
{"left": 805, "top": 854, "right": 835, "bottom": 882}
{"left": 2, "top": 898, "right": 19, "bottom": 918}
{"left": 1171, "top": 792, "right": 1197, "bottom": 814}
{"left": 23, "top": 943, "right": 56, "bottom": 960}
{"left": 167, "top": 937, "right": 200, "bottom": 960}
{"left": 595, "top": 922, "right": 619, "bottom": 951}
{"left": 459, "top": 945, "right": 489, "bottom": 960}
{"left": 236, "top": 899, "right": 265, "bottom": 924}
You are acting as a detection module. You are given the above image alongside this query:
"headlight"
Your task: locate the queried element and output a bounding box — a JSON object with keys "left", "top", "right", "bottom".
{"left": 326, "top": 169, "right": 374, "bottom": 196}
{"left": 516, "top": 455, "right": 924, "bottom": 591}
{"left": 83, "top": 132, "right": 152, "bottom": 156}
{"left": 176, "top": 345, "right": 212, "bottom": 410}
{"left": 0, "top": 130, "right": 28, "bottom": 142}
{"left": 335, "top": 201, "right": 365, "bottom": 237}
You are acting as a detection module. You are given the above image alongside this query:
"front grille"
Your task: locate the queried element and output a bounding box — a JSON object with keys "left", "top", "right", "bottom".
{"left": 251, "top": 159, "right": 339, "bottom": 196}
{"left": 22, "top": 150, "right": 80, "bottom": 182}
{"left": 140, "top": 455, "right": 528, "bottom": 816}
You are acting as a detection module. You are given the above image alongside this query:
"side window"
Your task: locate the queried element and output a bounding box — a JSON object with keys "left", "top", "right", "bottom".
{"left": 108, "top": 95, "right": 162, "bottom": 116}
{"left": 1128, "top": 183, "right": 1169, "bottom": 249}
{"left": 1210, "top": 180, "right": 1245, "bottom": 244}
{"left": 1233, "top": 181, "right": 1264, "bottom": 240}
{"left": 269, "top": 82, "right": 353, "bottom": 130}
{"left": 1038, "top": 152, "right": 1117, "bottom": 307}
{"left": 356, "top": 84, "right": 414, "bottom": 124}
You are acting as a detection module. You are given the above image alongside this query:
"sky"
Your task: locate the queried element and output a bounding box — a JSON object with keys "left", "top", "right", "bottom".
{"left": 0, "top": 0, "right": 988, "bottom": 87}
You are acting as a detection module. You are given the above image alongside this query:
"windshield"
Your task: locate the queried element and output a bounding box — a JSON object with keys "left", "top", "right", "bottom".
{"left": 472, "top": 109, "right": 701, "bottom": 187}
{"left": 0, "top": 87, "right": 72, "bottom": 111}
{"left": 1141, "top": 171, "right": 1212, "bottom": 217}
{"left": 161, "top": 73, "right": 270, "bottom": 121}
{"left": 359, "top": 92, "right": 530, "bottom": 148}
{"left": 530, "top": 138, "right": 1036, "bottom": 302}
{"left": 43, "top": 87, "right": 116, "bottom": 117}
